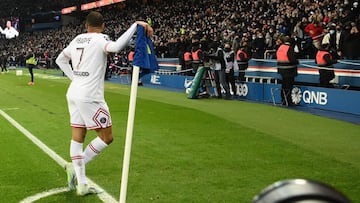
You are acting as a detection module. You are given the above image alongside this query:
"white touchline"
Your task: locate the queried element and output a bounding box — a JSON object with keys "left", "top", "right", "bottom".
{"left": 0, "top": 109, "right": 118, "bottom": 203}
{"left": 1, "top": 107, "right": 19, "bottom": 111}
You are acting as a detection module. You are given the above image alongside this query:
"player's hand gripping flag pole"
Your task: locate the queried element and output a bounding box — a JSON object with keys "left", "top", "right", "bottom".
{"left": 119, "top": 25, "right": 158, "bottom": 203}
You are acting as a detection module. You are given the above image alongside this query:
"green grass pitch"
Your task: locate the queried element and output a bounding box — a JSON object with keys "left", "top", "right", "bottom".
{"left": 0, "top": 69, "right": 359, "bottom": 202}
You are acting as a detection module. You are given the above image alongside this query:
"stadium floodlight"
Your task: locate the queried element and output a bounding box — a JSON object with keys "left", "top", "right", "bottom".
{"left": 61, "top": 6, "right": 77, "bottom": 14}
{"left": 81, "top": 0, "right": 126, "bottom": 11}
{"left": 252, "top": 179, "right": 352, "bottom": 203}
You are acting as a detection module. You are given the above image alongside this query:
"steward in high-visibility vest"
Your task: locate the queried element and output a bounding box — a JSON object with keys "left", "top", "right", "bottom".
{"left": 236, "top": 49, "right": 248, "bottom": 64}
{"left": 26, "top": 54, "right": 37, "bottom": 65}
{"left": 315, "top": 43, "right": 336, "bottom": 87}
{"left": 191, "top": 49, "right": 202, "bottom": 64}
{"left": 183, "top": 51, "right": 192, "bottom": 64}
{"left": 191, "top": 41, "right": 204, "bottom": 74}
{"left": 127, "top": 49, "right": 135, "bottom": 81}
{"left": 182, "top": 51, "right": 192, "bottom": 75}
{"left": 25, "top": 49, "right": 37, "bottom": 85}
{"left": 236, "top": 46, "right": 250, "bottom": 82}
{"left": 128, "top": 50, "right": 134, "bottom": 65}
{"left": 276, "top": 36, "right": 298, "bottom": 106}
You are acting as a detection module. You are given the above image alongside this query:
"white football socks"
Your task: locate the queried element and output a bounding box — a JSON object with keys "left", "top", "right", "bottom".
{"left": 70, "top": 140, "right": 87, "bottom": 185}
{"left": 70, "top": 137, "right": 108, "bottom": 185}
{"left": 83, "top": 137, "right": 108, "bottom": 164}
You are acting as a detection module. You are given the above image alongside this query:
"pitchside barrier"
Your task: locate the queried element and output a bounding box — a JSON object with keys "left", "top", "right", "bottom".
{"left": 141, "top": 58, "right": 360, "bottom": 116}
{"left": 247, "top": 58, "right": 360, "bottom": 88}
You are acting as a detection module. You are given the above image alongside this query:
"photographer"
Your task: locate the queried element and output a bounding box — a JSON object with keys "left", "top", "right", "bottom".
{"left": 207, "top": 39, "right": 231, "bottom": 100}
{"left": 322, "top": 24, "right": 339, "bottom": 59}
{"left": 223, "top": 42, "right": 236, "bottom": 95}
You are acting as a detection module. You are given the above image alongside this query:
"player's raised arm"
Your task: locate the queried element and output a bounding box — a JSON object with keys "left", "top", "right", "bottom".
{"left": 105, "top": 21, "right": 153, "bottom": 53}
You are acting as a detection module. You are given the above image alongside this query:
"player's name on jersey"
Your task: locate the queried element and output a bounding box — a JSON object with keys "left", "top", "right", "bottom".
{"left": 76, "top": 37, "right": 92, "bottom": 44}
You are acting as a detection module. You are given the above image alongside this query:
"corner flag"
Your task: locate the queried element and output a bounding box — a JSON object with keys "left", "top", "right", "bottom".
{"left": 132, "top": 25, "right": 158, "bottom": 71}
{"left": 120, "top": 25, "right": 158, "bottom": 203}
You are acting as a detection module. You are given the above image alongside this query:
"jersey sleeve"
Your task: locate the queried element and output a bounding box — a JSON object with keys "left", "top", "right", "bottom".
{"left": 62, "top": 38, "right": 74, "bottom": 58}
{"left": 104, "top": 23, "right": 137, "bottom": 53}
{"left": 55, "top": 39, "right": 75, "bottom": 80}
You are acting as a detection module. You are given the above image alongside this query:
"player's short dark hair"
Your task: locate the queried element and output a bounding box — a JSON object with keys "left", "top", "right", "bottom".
{"left": 86, "top": 11, "right": 104, "bottom": 27}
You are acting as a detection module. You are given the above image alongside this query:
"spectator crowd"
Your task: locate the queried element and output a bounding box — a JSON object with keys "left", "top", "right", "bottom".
{"left": 0, "top": 0, "right": 359, "bottom": 69}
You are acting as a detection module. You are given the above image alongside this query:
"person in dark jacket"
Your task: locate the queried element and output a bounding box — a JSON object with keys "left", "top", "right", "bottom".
{"left": 339, "top": 22, "right": 360, "bottom": 59}
{"left": 0, "top": 52, "right": 8, "bottom": 73}
{"left": 276, "top": 36, "right": 298, "bottom": 106}
{"left": 223, "top": 42, "right": 236, "bottom": 94}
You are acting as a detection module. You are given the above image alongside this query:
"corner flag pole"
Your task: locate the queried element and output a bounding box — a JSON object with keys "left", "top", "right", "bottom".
{"left": 119, "top": 65, "right": 140, "bottom": 203}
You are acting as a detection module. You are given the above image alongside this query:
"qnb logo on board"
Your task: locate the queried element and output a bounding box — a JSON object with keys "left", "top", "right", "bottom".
{"left": 291, "top": 87, "right": 328, "bottom": 106}
{"left": 236, "top": 83, "right": 248, "bottom": 97}
{"left": 303, "top": 90, "right": 328, "bottom": 105}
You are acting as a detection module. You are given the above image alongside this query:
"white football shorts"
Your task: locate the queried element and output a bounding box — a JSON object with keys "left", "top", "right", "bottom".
{"left": 67, "top": 98, "right": 112, "bottom": 130}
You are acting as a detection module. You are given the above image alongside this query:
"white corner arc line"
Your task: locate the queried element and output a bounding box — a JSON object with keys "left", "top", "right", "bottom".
{"left": 19, "top": 187, "right": 70, "bottom": 203}
{"left": 0, "top": 109, "right": 118, "bottom": 203}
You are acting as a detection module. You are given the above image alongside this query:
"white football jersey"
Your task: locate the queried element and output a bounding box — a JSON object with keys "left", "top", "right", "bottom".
{"left": 63, "top": 33, "right": 109, "bottom": 101}
{"left": 60, "top": 23, "right": 137, "bottom": 101}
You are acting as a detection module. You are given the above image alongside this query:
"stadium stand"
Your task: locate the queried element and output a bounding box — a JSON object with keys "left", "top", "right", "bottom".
{"left": 0, "top": 0, "right": 359, "bottom": 91}
{"left": 0, "top": 0, "right": 359, "bottom": 65}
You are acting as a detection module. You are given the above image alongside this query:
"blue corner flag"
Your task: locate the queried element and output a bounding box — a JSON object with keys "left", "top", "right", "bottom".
{"left": 132, "top": 25, "right": 158, "bottom": 71}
